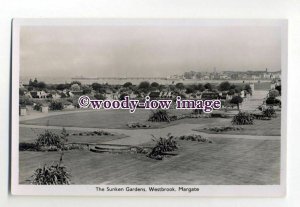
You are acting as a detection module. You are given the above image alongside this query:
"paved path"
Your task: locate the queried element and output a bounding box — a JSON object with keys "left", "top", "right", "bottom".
{"left": 20, "top": 123, "right": 280, "bottom": 146}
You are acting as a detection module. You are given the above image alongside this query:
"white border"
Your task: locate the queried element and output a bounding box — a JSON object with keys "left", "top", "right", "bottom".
{"left": 11, "top": 19, "right": 288, "bottom": 196}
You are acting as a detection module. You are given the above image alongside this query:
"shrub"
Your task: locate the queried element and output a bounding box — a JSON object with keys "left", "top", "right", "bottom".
{"left": 148, "top": 109, "right": 172, "bottom": 122}
{"left": 35, "top": 130, "right": 63, "bottom": 149}
{"left": 19, "top": 142, "right": 39, "bottom": 151}
{"left": 202, "top": 126, "right": 243, "bottom": 133}
{"left": 49, "top": 101, "right": 64, "bottom": 110}
{"left": 148, "top": 134, "right": 178, "bottom": 160}
{"left": 266, "top": 97, "right": 281, "bottom": 106}
{"left": 230, "top": 96, "right": 243, "bottom": 111}
{"left": 232, "top": 112, "right": 254, "bottom": 125}
{"left": 33, "top": 103, "right": 42, "bottom": 111}
{"left": 269, "top": 89, "right": 280, "bottom": 98}
{"left": 31, "top": 162, "right": 71, "bottom": 185}
{"left": 179, "top": 134, "right": 212, "bottom": 143}
{"left": 262, "top": 107, "right": 276, "bottom": 118}
{"left": 192, "top": 109, "right": 203, "bottom": 114}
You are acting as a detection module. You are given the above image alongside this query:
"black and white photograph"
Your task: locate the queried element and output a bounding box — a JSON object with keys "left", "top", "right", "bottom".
{"left": 11, "top": 19, "right": 287, "bottom": 196}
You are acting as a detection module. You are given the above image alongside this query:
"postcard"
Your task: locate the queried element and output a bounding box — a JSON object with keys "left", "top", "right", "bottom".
{"left": 11, "top": 19, "right": 287, "bottom": 196}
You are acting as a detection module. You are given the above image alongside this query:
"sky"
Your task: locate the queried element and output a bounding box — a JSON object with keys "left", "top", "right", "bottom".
{"left": 20, "top": 25, "right": 282, "bottom": 78}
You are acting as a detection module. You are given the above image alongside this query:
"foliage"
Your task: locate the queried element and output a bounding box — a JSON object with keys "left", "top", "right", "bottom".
{"left": 262, "top": 107, "right": 276, "bottom": 118}
{"left": 175, "top": 83, "right": 185, "bottom": 91}
{"left": 19, "top": 142, "right": 39, "bottom": 151}
{"left": 49, "top": 101, "right": 64, "bottom": 110}
{"left": 178, "top": 134, "right": 212, "bottom": 143}
{"left": 35, "top": 130, "right": 64, "bottom": 149}
{"left": 204, "top": 83, "right": 212, "bottom": 91}
{"left": 150, "top": 82, "right": 159, "bottom": 88}
{"left": 275, "top": 85, "right": 281, "bottom": 95}
{"left": 56, "top": 83, "right": 69, "bottom": 91}
{"left": 266, "top": 97, "right": 281, "bottom": 106}
{"left": 244, "top": 84, "right": 252, "bottom": 95}
{"left": 19, "top": 96, "right": 33, "bottom": 106}
{"left": 218, "top": 81, "right": 231, "bottom": 91}
{"left": 269, "top": 89, "right": 280, "bottom": 98}
{"left": 138, "top": 81, "right": 151, "bottom": 93}
{"left": 197, "top": 83, "right": 205, "bottom": 92}
{"left": 232, "top": 112, "right": 254, "bottom": 125}
{"left": 123, "top": 82, "right": 133, "bottom": 88}
{"left": 30, "top": 161, "right": 71, "bottom": 185}
{"left": 91, "top": 83, "right": 103, "bottom": 92}
{"left": 203, "top": 126, "right": 243, "bottom": 133}
{"left": 94, "top": 93, "right": 106, "bottom": 100}
{"left": 148, "top": 109, "right": 172, "bottom": 122}
{"left": 147, "top": 134, "right": 178, "bottom": 160}
{"left": 230, "top": 96, "right": 243, "bottom": 110}
{"left": 33, "top": 102, "right": 42, "bottom": 111}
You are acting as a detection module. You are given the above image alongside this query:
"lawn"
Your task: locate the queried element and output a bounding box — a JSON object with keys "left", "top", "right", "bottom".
{"left": 194, "top": 113, "right": 281, "bottom": 136}
{"left": 19, "top": 137, "right": 280, "bottom": 185}
{"left": 20, "top": 109, "right": 230, "bottom": 129}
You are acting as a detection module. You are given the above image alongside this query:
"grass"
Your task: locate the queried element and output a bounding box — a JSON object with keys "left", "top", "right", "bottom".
{"left": 19, "top": 138, "right": 280, "bottom": 185}
{"left": 20, "top": 109, "right": 229, "bottom": 129}
{"left": 195, "top": 113, "right": 281, "bottom": 136}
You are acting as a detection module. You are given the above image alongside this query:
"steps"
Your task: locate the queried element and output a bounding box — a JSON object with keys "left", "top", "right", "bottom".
{"left": 90, "top": 144, "right": 132, "bottom": 153}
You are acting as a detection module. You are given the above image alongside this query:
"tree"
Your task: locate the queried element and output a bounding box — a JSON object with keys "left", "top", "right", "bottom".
{"left": 204, "top": 83, "right": 212, "bottom": 91}
{"left": 94, "top": 93, "right": 106, "bottom": 100}
{"left": 91, "top": 83, "right": 102, "bottom": 92}
{"left": 33, "top": 78, "right": 38, "bottom": 87}
{"left": 82, "top": 86, "right": 92, "bottom": 95}
{"left": 266, "top": 97, "right": 281, "bottom": 106}
{"left": 275, "top": 85, "right": 281, "bottom": 95}
{"left": 37, "top": 81, "right": 47, "bottom": 89}
{"left": 123, "top": 82, "right": 133, "bottom": 88}
{"left": 138, "top": 81, "right": 150, "bottom": 93}
{"left": 175, "top": 83, "right": 185, "bottom": 91}
{"left": 19, "top": 88, "right": 25, "bottom": 96}
{"left": 197, "top": 83, "right": 205, "bottom": 92}
{"left": 70, "top": 81, "right": 82, "bottom": 86}
{"left": 56, "top": 84, "right": 69, "bottom": 91}
{"left": 269, "top": 89, "right": 280, "bottom": 98}
{"left": 70, "top": 84, "right": 80, "bottom": 91}
{"left": 244, "top": 84, "right": 252, "bottom": 95}
{"left": 185, "top": 85, "right": 196, "bottom": 94}
{"left": 230, "top": 96, "right": 243, "bottom": 111}
{"left": 119, "top": 93, "right": 128, "bottom": 100}
{"left": 49, "top": 101, "right": 64, "bottom": 110}
{"left": 228, "top": 89, "right": 235, "bottom": 95}
{"left": 218, "top": 81, "right": 231, "bottom": 91}
{"left": 150, "top": 82, "right": 159, "bottom": 88}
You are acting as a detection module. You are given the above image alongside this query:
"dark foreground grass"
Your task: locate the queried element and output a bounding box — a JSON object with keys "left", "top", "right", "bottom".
{"left": 19, "top": 138, "right": 280, "bottom": 185}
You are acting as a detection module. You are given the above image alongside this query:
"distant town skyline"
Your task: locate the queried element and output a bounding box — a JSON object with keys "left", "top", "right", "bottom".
{"left": 20, "top": 25, "right": 281, "bottom": 78}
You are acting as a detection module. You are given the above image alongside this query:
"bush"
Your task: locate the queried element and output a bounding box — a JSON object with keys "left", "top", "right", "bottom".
{"left": 31, "top": 162, "right": 71, "bottom": 185}
{"left": 262, "top": 107, "right": 276, "bottom": 118}
{"left": 49, "top": 101, "right": 64, "bottom": 110}
{"left": 33, "top": 103, "right": 42, "bottom": 111}
{"left": 266, "top": 97, "right": 281, "bottom": 106}
{"left": 148, "top": 109, "right": 172, "bottom": 122}
{"left": 179, "top": 134, "right": 212, "bottom": 143}
{"left": 232, "top": 112, "right": 254, "bottom": 125}
{"left": 202, "top": 126, "right": 243, "bottom": 133}
{"left": 148, "top": 134, "right": 178, "bottom": 160}
{"left": 19, "top": 142, "right": 39, "bottom": 151}
{"left": 35, "top": 130, "right": 64, "bottom": 149}
{"left": 269, "top": 89, "right": 280, "bottom": 98}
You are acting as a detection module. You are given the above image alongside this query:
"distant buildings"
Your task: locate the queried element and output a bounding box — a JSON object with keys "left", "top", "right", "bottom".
{"left": 181, "top": 69, "right": 281, "bottom": 81}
